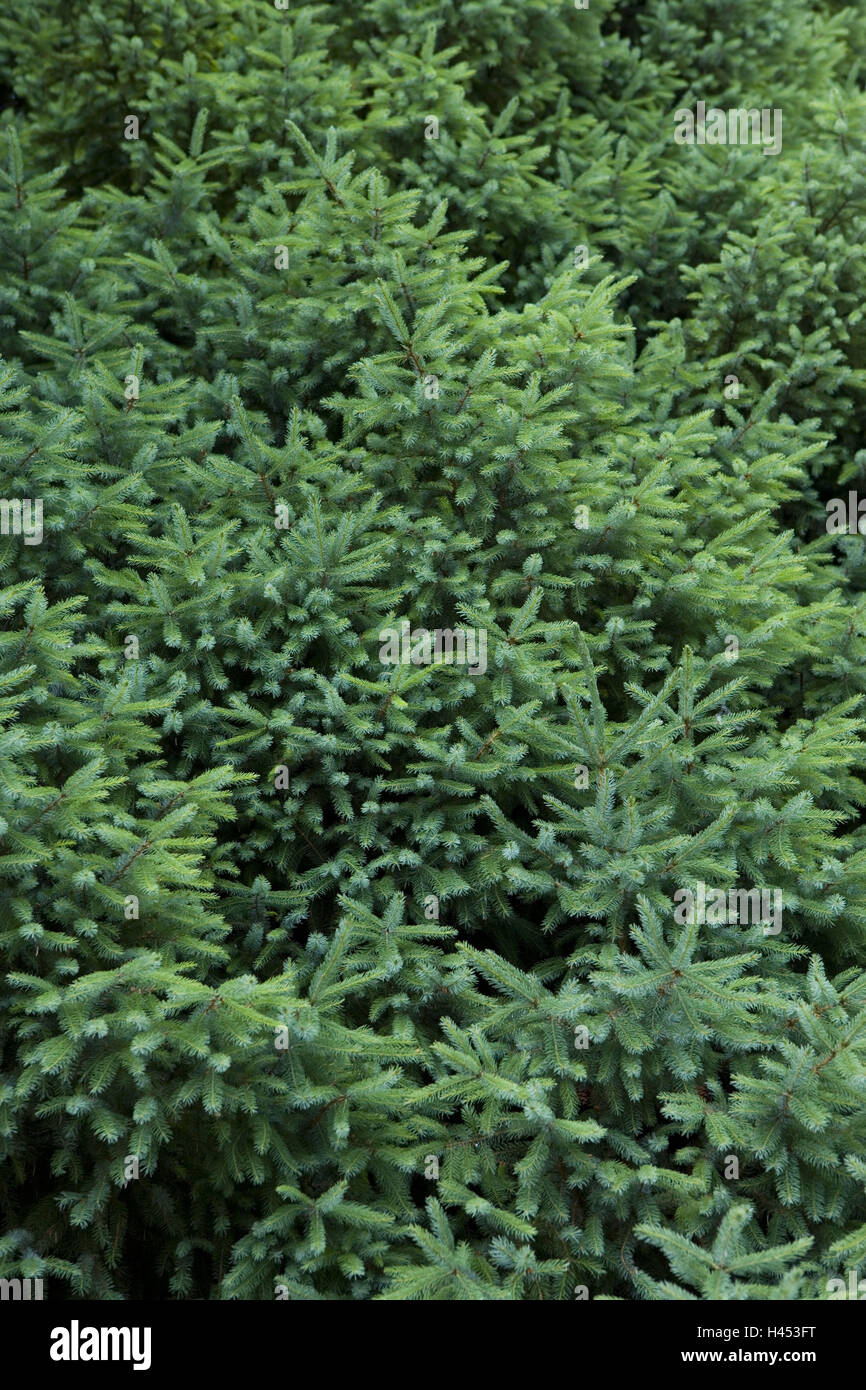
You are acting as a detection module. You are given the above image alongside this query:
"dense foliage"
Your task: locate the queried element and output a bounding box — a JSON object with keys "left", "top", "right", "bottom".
{"left": 1, "top": 0, "right": 866, "bottom": 1300}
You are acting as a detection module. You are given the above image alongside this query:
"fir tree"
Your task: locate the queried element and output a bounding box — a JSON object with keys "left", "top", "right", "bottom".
{"left": 0, "top": 0, "right": 865, "bottom": 1303}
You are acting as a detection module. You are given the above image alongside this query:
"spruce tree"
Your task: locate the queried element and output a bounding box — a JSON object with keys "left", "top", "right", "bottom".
{"left": 0, "top": 0, "right": 865, "bottom": 1303}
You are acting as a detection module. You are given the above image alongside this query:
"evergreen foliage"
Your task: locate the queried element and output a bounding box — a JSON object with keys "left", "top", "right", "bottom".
{"left": 1, "top": 0, "right": 865, "bottom": 1300}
